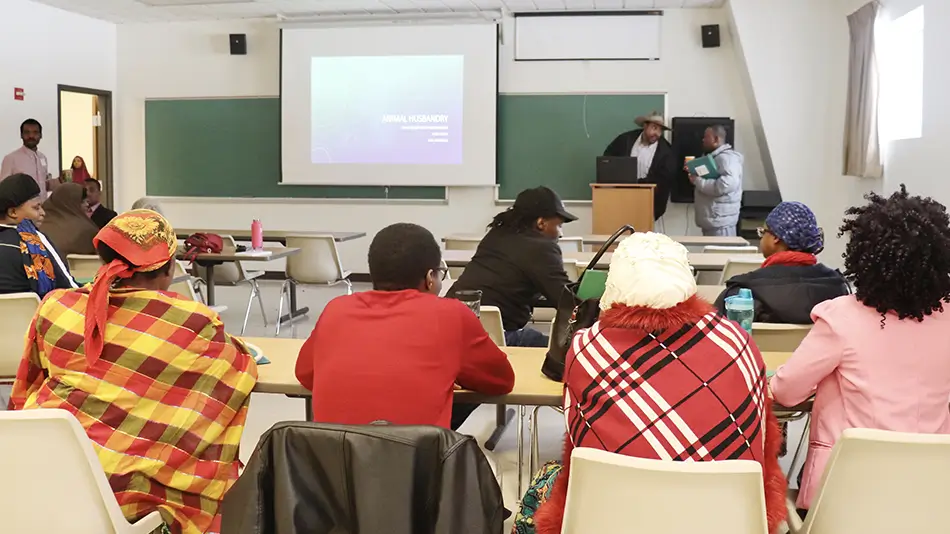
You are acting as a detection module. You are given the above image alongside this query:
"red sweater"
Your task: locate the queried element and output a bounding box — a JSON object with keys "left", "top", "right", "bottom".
{"left": 295, "top": 290, "right": 515, "bottom": 429}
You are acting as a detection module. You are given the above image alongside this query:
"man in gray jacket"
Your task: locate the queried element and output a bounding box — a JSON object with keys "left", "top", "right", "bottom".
{"left": 690, "top": 125, "right": 744, "bottom": 236}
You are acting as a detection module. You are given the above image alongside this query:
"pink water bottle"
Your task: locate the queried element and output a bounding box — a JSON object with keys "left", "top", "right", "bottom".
{"left": 251, "top": 219, "right": 263, "bottom": 251}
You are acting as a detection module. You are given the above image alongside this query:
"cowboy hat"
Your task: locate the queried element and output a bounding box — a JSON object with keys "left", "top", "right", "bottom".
{"left": 634, "top": 112, "right": 670, "bottom": 130}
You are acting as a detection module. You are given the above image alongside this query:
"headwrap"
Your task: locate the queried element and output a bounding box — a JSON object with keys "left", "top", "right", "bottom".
{"left": 84, "top": 210, "right": 177, "bottom": 365}
{"left": 765, "top": 201, "right": 824, "bottom": 253}
{"left": 0, "top": 173, "right": 41, "bottom": 214}
{"left": 600, "top": 232, "right": 697, "bottom": 310}
{"left": 69, "top": 156, "right": 92, "bottom": 184}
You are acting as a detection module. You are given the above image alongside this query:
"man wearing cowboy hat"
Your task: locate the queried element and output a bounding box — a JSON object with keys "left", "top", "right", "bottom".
{"left": 603, "top": 112, "right": 677, "bottom": 221}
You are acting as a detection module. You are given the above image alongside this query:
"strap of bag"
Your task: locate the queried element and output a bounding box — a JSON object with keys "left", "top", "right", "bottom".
{"left": 578, "top": 225, "right": 635, "bottom": 279}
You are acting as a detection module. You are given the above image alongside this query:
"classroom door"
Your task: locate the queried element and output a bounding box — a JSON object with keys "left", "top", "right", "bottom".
{"left": 57, "top": 86, "right": 114, "bottom": 207}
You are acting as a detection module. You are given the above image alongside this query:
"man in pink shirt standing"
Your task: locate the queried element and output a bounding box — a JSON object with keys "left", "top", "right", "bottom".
{"left": 1, "top": 119, "right": 55, "bottom": 196}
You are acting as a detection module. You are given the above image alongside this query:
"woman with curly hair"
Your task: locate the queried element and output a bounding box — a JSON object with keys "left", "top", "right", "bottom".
{"left": 771, "top": 185, "right": 950, "bottom": 513}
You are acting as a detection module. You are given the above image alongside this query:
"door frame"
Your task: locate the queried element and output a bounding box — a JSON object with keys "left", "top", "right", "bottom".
{"left": 57, "top": 84, "right": 114, "bottom": 208}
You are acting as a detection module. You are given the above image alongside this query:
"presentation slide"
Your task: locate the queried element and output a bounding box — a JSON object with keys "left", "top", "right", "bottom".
{"left": 280, "top": 24, "right": 497, "bottom": 187}
{"left": 310, "top": 55, "right": 464, "bottom": 165}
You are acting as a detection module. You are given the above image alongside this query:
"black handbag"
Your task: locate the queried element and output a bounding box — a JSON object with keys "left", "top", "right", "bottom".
{"left": 541, "top": 225, "right": 636, "bottom": 382}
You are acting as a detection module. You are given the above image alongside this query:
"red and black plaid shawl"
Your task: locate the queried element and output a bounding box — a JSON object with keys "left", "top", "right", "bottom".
{"left": 535, "top": 296, "right": 787, "bottom": 533}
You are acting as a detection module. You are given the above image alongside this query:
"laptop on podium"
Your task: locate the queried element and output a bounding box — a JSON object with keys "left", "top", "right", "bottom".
{"left": 596, "top": 156, "right": 638, "bottom": 184}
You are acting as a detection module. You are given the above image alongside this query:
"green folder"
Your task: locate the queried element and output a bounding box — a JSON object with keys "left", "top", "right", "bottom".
{"left": 686, "top": 154, "right": 720, "bottom": 179}
{"left": 576, "top": 269, "right": 608, "bottom": 300}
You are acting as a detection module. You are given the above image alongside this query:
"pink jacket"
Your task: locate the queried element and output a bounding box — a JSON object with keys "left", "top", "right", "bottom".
{"left": 771, "top": 295, "right": 950, "bottom": 509}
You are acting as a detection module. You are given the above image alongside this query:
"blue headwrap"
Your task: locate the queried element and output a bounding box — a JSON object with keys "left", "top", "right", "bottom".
{"left": 765, "top": 202, "right": 824, "bottom": 253}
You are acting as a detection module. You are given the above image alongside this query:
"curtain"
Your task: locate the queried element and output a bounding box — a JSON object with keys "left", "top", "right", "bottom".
{"left": 843, "top": 2, "right": 883, "bottom": 179}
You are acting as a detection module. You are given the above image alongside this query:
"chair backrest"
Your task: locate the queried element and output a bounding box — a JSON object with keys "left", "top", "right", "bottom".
{"left": 719, "top": 258, "right": 764, "bottom": 285}
{"left": 562, "top": 447, "right": 768, "bottom": 534}
{"left": 0, "top": 292, "right": 41, "bottom": 378}
{"left": 803, "top": 428, "right": 950, "bottom": 534}
{"left": 563, "top": 259, "right": 581, "bottom": 283}
{"left": 0, "top": 409, "right": 138, "bottom": 532}
{"left": 438, "top": 259, "right": 454, "bottom": 297}
{"left": 444, "top": 237, "right": 480, "bottom": 251}
{"left": 170, "top": 261, "right": 200, "bottom": 302}
{"left": 703, "top": 245, "right": 761, "bottom": 254}
{"left": 479, "top": 305, "right": 506, "bottom": 347}
{"left": 67, "top": 254, "right": 103, "bottom": 281}
{"left": 696, "top": 284, "right": 726, "bottom": 303}
{"left": 751, "top": 322, "right": 812, "bottom": 352}
{"left": 559, "top": 237, "right": 584, "bottom": 253}
{"left": 285, "top": 235, "right": 346, "bottom": 284}
{"left": 192, "top": 235, "right": 247, "bottom": 284}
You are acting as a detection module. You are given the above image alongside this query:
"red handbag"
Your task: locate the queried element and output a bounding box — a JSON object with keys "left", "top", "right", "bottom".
{"left": 183, "top": 233, "right": 223, "bottom": 261}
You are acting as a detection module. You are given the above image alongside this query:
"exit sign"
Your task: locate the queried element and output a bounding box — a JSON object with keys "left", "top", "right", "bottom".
{"left": 13, "top": 88, "right": 24, "bottom": 100}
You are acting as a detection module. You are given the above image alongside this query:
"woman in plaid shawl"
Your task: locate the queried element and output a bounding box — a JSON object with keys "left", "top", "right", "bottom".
{"left": 520, "top": 233, "right": 786, "bottom": 534}
{"left": 10, "top": 210, "right": 258, "bottom": 534}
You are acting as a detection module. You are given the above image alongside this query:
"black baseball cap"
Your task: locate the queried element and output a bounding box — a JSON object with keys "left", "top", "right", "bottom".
{"left": 513, "top": 186, "right": 578, "bottom": 223}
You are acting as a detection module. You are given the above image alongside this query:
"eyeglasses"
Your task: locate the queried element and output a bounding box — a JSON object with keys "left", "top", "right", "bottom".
{"left": 432, "top": 267, "right": 449, "bottom": 281}
{"left": 756, "top": 227, "right": 771, "bottom": 238}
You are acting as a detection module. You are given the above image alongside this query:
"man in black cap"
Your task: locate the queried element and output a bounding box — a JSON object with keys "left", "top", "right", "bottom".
{"left": 448, "top": 186, "right": 576, "bottom": 349}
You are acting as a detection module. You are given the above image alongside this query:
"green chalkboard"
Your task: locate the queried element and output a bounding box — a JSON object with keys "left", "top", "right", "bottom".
{"left": 144, "top": 98, "right": 445, "bottom": 199}
{"left": 496, "top": 93, "right": 665, "bottom": 200}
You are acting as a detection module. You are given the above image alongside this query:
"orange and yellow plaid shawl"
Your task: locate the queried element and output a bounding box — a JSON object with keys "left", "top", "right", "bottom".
{"left": 10, "top": 287, "right": 258, "bottom": 534}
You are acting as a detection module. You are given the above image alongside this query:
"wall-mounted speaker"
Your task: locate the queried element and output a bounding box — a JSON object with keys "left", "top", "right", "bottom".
{"left": 229, "top": 33, "right": 247, "bottom": 55}
{"left": 701, "top": 24, "right": 721, "bottom": 48}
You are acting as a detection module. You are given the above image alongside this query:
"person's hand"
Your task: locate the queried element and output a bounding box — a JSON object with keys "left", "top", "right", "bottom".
{"left": 453, "top": 383, "right": 463, "bottom": 391}
{"left": 688, "top": 174, "right": 699, "bottom": 185}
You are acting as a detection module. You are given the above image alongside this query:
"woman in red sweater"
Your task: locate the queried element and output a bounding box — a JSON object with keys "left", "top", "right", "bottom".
{"left": 295, "top": 223, "right": 515, "bottom": 429}
{"left": 515, "top": 232, "right": 786, "bottom": 534}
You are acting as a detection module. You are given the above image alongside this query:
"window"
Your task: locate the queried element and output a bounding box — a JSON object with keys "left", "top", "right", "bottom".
{"left": 877, "top": 6, "right": 924, "bottom": 142}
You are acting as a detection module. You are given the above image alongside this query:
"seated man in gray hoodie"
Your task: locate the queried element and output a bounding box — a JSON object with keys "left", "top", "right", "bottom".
{"left": 689, "top": 125, "right": 744, "bottom": 237}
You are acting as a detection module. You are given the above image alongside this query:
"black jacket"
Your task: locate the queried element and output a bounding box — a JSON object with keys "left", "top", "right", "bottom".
{"left": 603, "top": 129, "right": 677, "bottom": 220}
{"left": 715, "top": 263, "right": 850, "bottom": 324}
{"left": 0, "top": 225, "right": 75, "bottom": 296}
{"left": 89, "top": 204, "right": 118, "bottom": 229}
{"left": 221, "top": 422, "right": 504, "bottom": 534}
{"left": 447, "top": 227, "right": 569, "bottom": 331}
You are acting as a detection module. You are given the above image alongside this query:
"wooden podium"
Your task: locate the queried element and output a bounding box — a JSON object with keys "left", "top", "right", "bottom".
{"left": 591, "top": 183, "right": 655, "bottom": 234}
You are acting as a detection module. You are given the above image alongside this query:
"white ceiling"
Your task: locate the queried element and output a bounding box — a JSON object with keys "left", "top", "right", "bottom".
{"left": 30, "top": 0, "right": 725, "bottom": 23}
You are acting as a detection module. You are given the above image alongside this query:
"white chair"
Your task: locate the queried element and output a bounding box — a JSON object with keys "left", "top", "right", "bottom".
{"left": 0, "top": 293, "right": 40, "bottom": 383}
{"left": 276, "top": 235, "right": 352, "bottom": 337}
{"left": 697, "top": 284, "right": 726, "bottom": 303}
{"left": 787, "top": 428, "right": 950, "bottom": 534}
{"left": 170, "top": 261, "right": 227, "bottom": 315}
{"left": 438, "top": 259, "right": 454, "bottom": 297}
{"left": 751, "top": 322, "right": 812, "bottom": 352}
{"left": 562, "top": 447, "right": 768, "bottom": 534}
{"left": 67, "top": 254, "right": 103, "bottom": 281}
{"left": 479, "top": 305, "right": 506, "bottom": 347}
{"left": 0, "top": 409, "right": 164, "bottom": 533}
{"left": 558, "top": 237, "right": 584, "bottom": 253}
{"left": 719, "top": 257, "right": 764, "bottom": 285}
{"left": 529, "top": 260, "right": 578, "bottom": 326}
{"left": 444, "top": 236, "right": 479, "bottom": 279}
{"left": 192, "top": 235, "right": 267, "bottom": 335}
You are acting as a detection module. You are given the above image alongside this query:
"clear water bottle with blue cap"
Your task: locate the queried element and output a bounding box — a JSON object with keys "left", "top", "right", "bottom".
{"left": 724, "top": 288, "right": 755, "bottom": 333}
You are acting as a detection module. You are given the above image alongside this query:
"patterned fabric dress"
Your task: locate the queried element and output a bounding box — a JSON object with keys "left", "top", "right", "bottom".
{"left": 532, "top": 297, "right": 787, "bottom": 534}
{"left": 10, "top": 287, "right": 258, "bottom": 534}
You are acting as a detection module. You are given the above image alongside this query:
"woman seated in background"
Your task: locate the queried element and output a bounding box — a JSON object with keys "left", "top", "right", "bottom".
{"left": 771, "top": 186, "right": 950, "bottom": 515}
{"left": 131, "top": 196, "right": 164, "bottom": 215}
{"left": 518, "top": 233, "right": 786, "bottom": 534}
{"left": 11, "top": 210, "right": 258, "bottom": 534}
{"left": 40, "top": 182, "right": 99, "bottom": 258}
{"left": 716, "top": 201, "right": 849, "bottom": 323}
{"left": 61, "top": 155, "right": 91, "bottom": 184}
{"left": 296, "top": 223, "right": 514, "bottom": 431}
{"left": 447, "top": 186, "right": 576, "bottom": 348}
{"left": 0, "top": 173, "right": 76, "bottom": 297}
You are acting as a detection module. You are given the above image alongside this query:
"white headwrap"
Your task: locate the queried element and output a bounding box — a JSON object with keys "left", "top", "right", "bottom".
{"left": 600, "top": 232, "right": 697, "bottom": 310}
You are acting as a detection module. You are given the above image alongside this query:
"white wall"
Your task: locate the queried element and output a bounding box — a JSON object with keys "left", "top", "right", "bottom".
{"left": 876, "top": 0, "right": 950, "bottom": 203}
{"left": 728, "top": 0, "right": 883, "bottom": 268}
{"left": 0, "top": 0, "right": 116, "bottom": 175}
{"left": 116, "top": 10, "right": 766, "bottom": 272}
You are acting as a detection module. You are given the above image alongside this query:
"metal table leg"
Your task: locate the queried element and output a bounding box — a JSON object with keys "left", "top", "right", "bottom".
{"left": 205, "top": 264, "right": 216, "bottom": 305}
{"left": 485, "top": 404, "right": 515, "bottom": 451}
{"left": 517, "top": 405, "right": 526, "bottom": 497}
